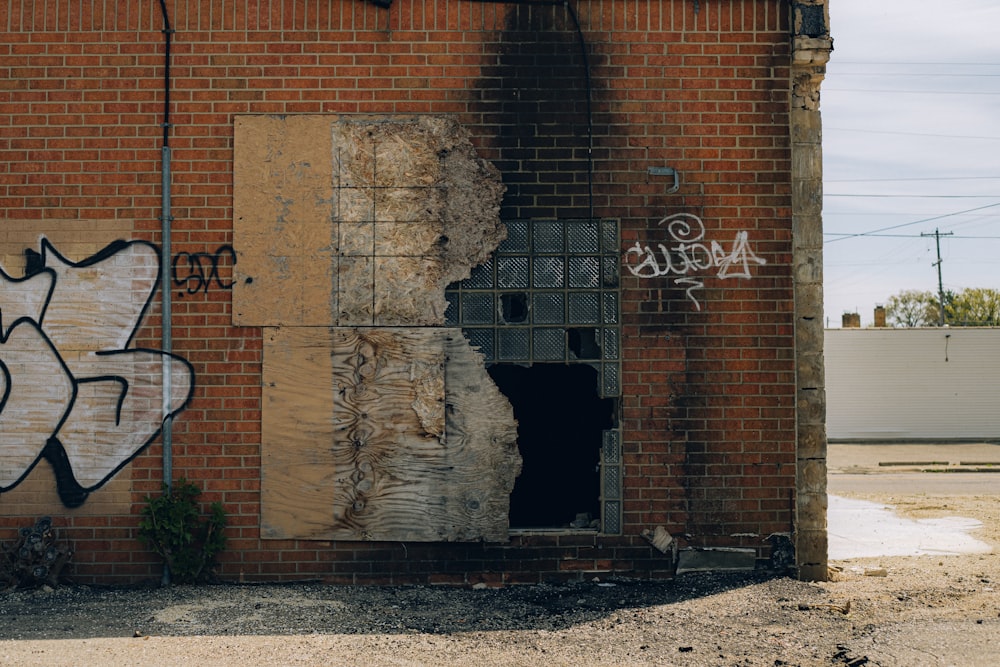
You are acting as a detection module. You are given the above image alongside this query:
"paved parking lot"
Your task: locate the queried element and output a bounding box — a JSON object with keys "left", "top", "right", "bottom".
{"left": 829, "top": 442, "right": 1000, "bottom": 495}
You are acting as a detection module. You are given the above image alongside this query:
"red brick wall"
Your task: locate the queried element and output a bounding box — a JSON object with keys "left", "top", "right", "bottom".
{"left": 0, "top": 0, "right": 795, "bottom": 584}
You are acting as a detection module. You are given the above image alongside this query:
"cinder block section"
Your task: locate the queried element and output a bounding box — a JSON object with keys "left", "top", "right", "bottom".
{"left": 676, "top": 547, "right": 757, "bottom": 575}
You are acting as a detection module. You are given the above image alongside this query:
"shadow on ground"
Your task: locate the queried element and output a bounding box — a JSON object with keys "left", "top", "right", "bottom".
{"left": 0, "top": 572, "right": 792, "bottom": 640}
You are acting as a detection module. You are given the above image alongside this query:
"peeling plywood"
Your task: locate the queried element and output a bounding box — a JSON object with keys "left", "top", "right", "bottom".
{"left": 261, "top": 327, "right": 520, "bottom": 542}
{"left": 243, "top": 115, "right": 518, "bottom": 542}
{"left": 233, "top": 115, "right": 506, "bottom": 327}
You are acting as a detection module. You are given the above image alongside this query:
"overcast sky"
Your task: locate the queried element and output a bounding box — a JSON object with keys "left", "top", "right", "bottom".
{"left": 822, "top": 0, "right": 1000, "bottom": 326}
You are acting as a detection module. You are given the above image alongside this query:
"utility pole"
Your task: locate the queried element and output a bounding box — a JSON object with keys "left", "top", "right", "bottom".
{"left": 921, "top": 228, "right": 953, "bottom": 326}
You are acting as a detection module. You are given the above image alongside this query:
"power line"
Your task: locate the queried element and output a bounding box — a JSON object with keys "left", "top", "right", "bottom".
{"left": 825, "top": 126, "right": 1000, "bottom": 141}
{"left": 834, "top": 72, "right": 1000, "bottom": 78}
{"left": 832, "top": 60, "right": 1000, "bottom": 66}
{"left": 824, "top": 202, "right": 1000, "bottom": 244}
{"left": 826, "top": 212, "right": 1000, "bottom": 218}
{"left": 827, "top": 176, "right": 1000, "bottom": 183}
{"left": 823, "top": 233, "right": 1000, "bottom": 240}
{"left": 826, "top": 194, "right": 1000, "bottom": 199}
{"left": 825, "top": 88, "right": 1000, "bottom": 95}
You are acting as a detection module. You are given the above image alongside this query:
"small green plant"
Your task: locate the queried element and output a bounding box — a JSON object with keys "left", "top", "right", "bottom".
{"left": 138, "top": 479, "right": 226, "bottom": 584}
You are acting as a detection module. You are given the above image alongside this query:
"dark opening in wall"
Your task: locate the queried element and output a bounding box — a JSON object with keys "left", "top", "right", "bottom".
{"left": 568, "top": 327, "right": 600, "bottom": 360}
{"left": 488, "top": 363, "right": 614, "bottom": 529}
{"left": 500, "top": 292, "right": 529, "bottom": 323}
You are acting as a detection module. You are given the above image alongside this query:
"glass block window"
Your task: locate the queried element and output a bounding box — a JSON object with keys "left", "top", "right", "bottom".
{"left": 445, "top": 218, "right": 623, "bottom": 534}
{"left": 446, "top": 219, "right": 620, "bottom": 378}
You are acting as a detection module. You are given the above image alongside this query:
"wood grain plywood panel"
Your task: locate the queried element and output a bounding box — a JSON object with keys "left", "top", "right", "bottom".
{"left": 233, "top": 115, "right": 336, "bottom": 326}
{"left": 261, "top": 327, "right": 520, "bottom": 542}
{"left": 233, "top": 114, "right": 505, "bottom": 328}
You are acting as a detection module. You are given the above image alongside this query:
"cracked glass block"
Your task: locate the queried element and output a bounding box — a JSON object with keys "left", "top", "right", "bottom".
{"left": 602, "top": 363, "right": 620, "bottom": 397}
{"left": 602, "top": 292, "right": 619, "bottom": 324}
{"left": 568, "top": 292, "right": 600, "bottom": 324}
{"left": 601, "top": 219, "right": 618, "bottom": 253}
{"left": 533, "top": 220, "right": 564, "bottom": 253}
{"left": 603, "top": 430, "right": 621, "bottom": 464}
{"left": 568, "top": 256, "right": 600, "bottom": 288}
{"left": 497, "top": 256, "right": 529, "bottom": 289}
{"left": 500, "top": 292, "right": 529, "bottom": 324}
{"left": 499, "top": 220, "right": 529, "bottom": 253}
{"left": 532, "top": 256, "right": 564, "bottom": 288}
{"left": 603, "top": 500, "right": 621, "bottom": 535}
{"left": 567, "top": 220, "right": 599, "bottom": 253}
{"left": 464, "top": 328, "right": 494, "bottom": 361}
{"left": 444, "top": 291, "right": 459, "bottom": 326}
{"left": 532, "top": 292, "right": 564, "bottom": 324}
{"left": 463, "top": 259, "right": 494, "bottom": 288}
{"left": 602, "top": 328, "right": 619, "bottom": 360}
{"left": 497, "top": 328, "right": 529, "bottom": 361}
{"left": 532, "top": 328, "right": 565, "bottom": 361}
{"left": 603, "top": 465, "right": 621, "bottom": 499}
{"left": 461, "top": 293, "right": 494, "bottom": 325}
{"left": 602, "top": 256, "right": 619, "bottom": 288}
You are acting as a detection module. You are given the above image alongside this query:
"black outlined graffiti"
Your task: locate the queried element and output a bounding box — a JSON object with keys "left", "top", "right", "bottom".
{"left": 172, "top": 244, "right": 236, "bottom": 294}
{"left": 0, "top": 238, "right": 195, "bottom": 507}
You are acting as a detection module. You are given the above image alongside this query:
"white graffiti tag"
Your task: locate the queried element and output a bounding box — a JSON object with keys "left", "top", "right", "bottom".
{"left": 624, "top": 213, "right": 767, "bottom": 310}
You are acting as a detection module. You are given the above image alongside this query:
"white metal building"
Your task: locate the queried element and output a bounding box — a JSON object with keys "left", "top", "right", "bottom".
{"left": 825, "top": 327, "right": 1000, "bottom": 441}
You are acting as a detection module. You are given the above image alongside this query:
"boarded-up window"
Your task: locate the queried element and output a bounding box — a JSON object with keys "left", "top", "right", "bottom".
{"left": 444, "top": 218, "right": 623, "bottom": 534}
{"left": 261, "top": 327, "right": 518, "bottom": 541}
{"left": 233, "top": 115, "right": 506, "bottom": 327}
{"left": 233, "top": 115, "right": 520, "bottom": 541}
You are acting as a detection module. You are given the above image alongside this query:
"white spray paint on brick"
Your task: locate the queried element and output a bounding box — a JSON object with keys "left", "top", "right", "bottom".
{"left": 624, "top": 212, "right": 767, "bottom": 310}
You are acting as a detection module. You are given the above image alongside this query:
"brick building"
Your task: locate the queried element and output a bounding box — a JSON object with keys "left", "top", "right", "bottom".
{"left": 0, "top": 0, "right": 831, "bottom": 584}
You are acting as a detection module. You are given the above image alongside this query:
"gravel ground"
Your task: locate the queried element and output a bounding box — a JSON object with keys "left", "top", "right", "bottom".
{"left": 1, "top": 492, "right": 997, "bottom": 667}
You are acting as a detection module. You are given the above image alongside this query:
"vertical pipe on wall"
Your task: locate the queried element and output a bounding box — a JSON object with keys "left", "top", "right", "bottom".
{"left": 157, "top": 0, "right": 174, "bottom": 495}
{"left": 160, "top": 146, "right": 173, "bottom": 491}
{"left": 157, "top": 0, "right": 174, "bottom": 587}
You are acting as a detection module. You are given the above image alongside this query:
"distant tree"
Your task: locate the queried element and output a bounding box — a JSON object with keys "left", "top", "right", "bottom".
{"left": 885, "top": 289, "right": 940, "bottom": 327}
{"left": 946, "top": 288, "right": 1000, "bottom": 326}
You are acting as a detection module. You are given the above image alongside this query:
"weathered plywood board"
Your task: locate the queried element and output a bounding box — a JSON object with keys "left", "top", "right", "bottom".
{"left": 244, "top": 115, "right": 517, "bottom": 542}
{"left": 233, "top": 115, "right": 337, "bottom": 326}
{"left": 233, "top": 115, "right": 506, "bottom": 327}
{"left": 261, "top": 327, "right": 520, "bottom": 542}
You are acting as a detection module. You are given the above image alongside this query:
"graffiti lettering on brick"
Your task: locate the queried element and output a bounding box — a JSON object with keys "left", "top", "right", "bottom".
{"left": 172, "top": 244, "right": 236, "bottom": 294}
{"left": 624, "top": 212, "right": 766, "bottom": 310}
{"left": 0, "top": 238, "right": 194, "bottom": 507}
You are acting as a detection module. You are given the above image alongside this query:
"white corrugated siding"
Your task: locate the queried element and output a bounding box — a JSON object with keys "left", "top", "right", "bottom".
{"left": 825, "top": 328, "right": 1000, "bottom": 440}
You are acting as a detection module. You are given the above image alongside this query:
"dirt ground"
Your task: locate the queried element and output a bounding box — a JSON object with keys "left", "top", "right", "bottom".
{"left": 1, "top": 491, "right": 998, "bottom": 667}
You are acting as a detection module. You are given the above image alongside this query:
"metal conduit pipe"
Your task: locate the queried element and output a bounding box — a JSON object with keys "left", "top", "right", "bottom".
{"left": 157, "top": 0, "right": 174, "bottom": 587}
{"left": 160, "top": 146, "right": 173, "bottom": 488}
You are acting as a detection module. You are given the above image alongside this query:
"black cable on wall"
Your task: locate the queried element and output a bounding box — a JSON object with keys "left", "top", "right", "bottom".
{"left": 157, "top": 0, "right": 173, "bottom": 147}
